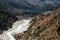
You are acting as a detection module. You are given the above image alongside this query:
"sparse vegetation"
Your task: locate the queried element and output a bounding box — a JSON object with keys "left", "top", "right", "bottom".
{"left": 14, "top": 8, "right": 60, "bottom": 40}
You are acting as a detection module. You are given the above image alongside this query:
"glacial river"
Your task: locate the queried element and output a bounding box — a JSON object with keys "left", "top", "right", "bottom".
{"left": 0, "top": 19, "right": 32, "bottom": 40}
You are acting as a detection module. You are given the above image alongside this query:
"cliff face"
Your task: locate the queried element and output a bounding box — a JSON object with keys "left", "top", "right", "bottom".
{"left": 14, "top": 8, "right": 60, "bottom": 40}
{"left": 0, "top": 11, "right": 18, "bottom": 34}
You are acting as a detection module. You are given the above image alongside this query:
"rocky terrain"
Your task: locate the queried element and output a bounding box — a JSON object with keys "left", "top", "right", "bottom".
{"left": 0, "top": 0, "right": 60, "bottom": 40}
{"left": 14, "top": 8, "right": 60, "bottom": 40}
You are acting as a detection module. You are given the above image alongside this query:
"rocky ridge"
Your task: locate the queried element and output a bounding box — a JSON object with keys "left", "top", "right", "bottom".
{"left": 14, "top": 8, "right": 60, "bottom": 40}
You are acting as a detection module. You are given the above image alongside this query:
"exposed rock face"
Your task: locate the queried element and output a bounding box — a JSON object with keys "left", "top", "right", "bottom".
{"left": 0, "top": 11, "right": 18, "bottom": 34}
{"left": 14, "top": 8, "right": 60, "bottom": 40}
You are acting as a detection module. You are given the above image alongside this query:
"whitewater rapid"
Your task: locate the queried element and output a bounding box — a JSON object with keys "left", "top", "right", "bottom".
{"left": 0, "top": 19, "right": 32, "bottom": 40}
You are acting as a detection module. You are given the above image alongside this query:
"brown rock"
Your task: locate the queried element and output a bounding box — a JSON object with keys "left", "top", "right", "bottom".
{"left": 14, "top": 8, "right": 60, "bottom": 40}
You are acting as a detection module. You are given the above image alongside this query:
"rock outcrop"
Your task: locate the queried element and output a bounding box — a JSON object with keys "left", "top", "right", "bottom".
{"left": 14, "top": 8, "right": 60, "bottom": 40}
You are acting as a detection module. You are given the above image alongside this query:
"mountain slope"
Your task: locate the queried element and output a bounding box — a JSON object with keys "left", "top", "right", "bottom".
{"left": 14, "top": 8, "right": 60, "bottom": 40}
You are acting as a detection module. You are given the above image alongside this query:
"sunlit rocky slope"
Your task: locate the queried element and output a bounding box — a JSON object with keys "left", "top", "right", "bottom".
{"left": 14, "top": 8, "right": 60, "bottom": 40}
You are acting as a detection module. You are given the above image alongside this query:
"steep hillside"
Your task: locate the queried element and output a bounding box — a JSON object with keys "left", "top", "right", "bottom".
{"left": 14, "top": 8, "right": 60, "bottom": 40}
